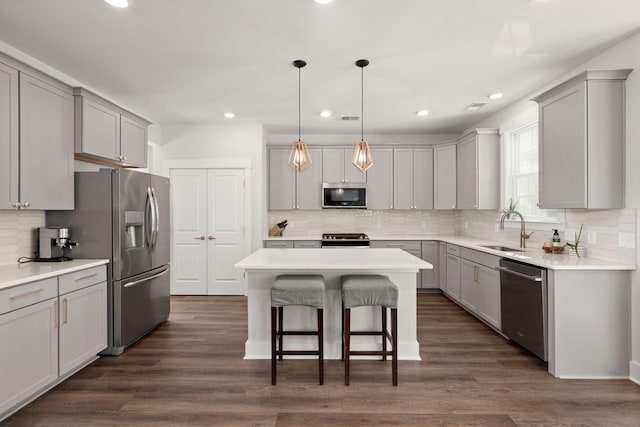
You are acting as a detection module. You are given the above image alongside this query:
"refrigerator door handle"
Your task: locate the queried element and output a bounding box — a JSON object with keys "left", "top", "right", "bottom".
{"left": 151, "top": 187, "right": 159, "bottom": 250}
{"left": 145, "top": 187, "right": 154, "bottom": 250}
{"left": 123, "top": 267, "right": 170, "bottom": 288}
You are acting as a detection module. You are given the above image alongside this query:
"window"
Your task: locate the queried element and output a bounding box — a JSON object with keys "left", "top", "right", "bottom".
{"left": 504, "top": 122, "right": 563, "bottom": 224}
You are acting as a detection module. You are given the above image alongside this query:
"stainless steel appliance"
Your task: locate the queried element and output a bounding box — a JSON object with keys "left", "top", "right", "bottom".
{"left": 322, "top": 183, "right": 367, "bottom": 209}
{"left": 35, "top": 226, "right": 77, "bottom": 261}
{"left": 321, "top": 233, "right": 370, "bottom": 248}
{"left": 497, "top": 259, "right": 548, "bottom": 361}
{"left": 47, "top": 169, "right": 170, "bottom": 355}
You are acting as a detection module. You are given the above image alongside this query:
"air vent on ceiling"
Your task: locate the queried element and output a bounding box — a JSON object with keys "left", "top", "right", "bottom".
{"left": 463, "top": 102, "right": 488, "bottom": 111}
{"left": 340, "top": 115, "right": 360, "bottom": 121}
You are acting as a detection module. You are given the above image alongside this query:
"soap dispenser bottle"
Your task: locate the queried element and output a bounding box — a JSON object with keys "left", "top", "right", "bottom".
{"left": 552, "top": 229, "right": 561, "bottom": 248}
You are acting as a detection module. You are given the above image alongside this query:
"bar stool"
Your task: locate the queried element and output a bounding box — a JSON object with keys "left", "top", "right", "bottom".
{"left": 341, "top": 274, "right": 398, "bottom": 386}
{"left": 270, "top": 274, "right": 325, "bottom": 385}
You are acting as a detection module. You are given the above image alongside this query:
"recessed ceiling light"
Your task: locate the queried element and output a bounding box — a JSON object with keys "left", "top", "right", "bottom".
{"left": 224, "top": 112, "right": 235, "bottom": 119}
{"left": 105, "top": 0, "right": 129, "bottom": 8}
{"left": 314, "top": 0, "right": 334, "bottom": 4}
{"left": 487, "top": 92, "right": 504, "bottom": 100}
{"left": 320, "top": 110, "right": 332, "bottom": 118}
{"left": 416, "top": 110, "right": 430, "bottom": 117}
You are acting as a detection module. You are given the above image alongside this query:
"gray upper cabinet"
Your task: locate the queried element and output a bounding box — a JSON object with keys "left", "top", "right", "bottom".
{"left": 269, "top": 148, "right": 296, "bottom": 210}
{"left": 268, "top": 148, "right": 322, "bottom": 210}
{"left": 322, "top": 148, "right": 366, "bottom": 184}
{"left": 532, "top": 70, "right": 631, "bottom": 209}
{"left": 393, "top": 148, "right": 433, "bottom": 210}
{"left": 19, "top": 72, "right": 74, "bottom": 210}
{"left": 366, "top": 148, "right": 393, "bottom": 210}
{"left": 74, "top": 88, "right": 150, "bottom": 168}
{"left": 456, "top": 129, "right": 499, "bottom": 210}
{"left": 0, "top": 61, "right": 18, "bottom": 210}
{"left": 434, "top": 144, "right": 457, "bottom": 210}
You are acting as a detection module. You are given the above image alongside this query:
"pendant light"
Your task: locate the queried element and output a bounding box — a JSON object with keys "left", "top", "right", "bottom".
{"left": 288, "top": 60, "right": 312, "bottom": 172}
{"left": 352, "top": 59, "right": 373, "bottom": 173}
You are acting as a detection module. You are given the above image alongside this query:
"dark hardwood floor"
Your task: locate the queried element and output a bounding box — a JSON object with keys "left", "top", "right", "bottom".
{"left": 4, "top": 293, "right": 640, "bottom": 426}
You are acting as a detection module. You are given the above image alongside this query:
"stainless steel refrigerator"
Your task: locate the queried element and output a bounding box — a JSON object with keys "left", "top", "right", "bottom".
{"left": 47, "top": 168, "right": 170, "bottom": 355}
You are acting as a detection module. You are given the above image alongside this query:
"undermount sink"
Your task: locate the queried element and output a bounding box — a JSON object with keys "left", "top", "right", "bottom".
{"left": 480, "top": 245, "right": 523, "bottom": 253}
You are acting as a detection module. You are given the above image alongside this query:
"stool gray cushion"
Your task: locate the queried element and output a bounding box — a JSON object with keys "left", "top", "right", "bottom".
{"left": 270, "top": 275, "right": 325, "bottom": 309}
{"left": 341, "top": 275, "right": 398, "bottom": 309}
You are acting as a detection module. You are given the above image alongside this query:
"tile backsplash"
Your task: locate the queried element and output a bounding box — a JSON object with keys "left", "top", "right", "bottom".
{"left": 268, "top": 208, "right": 636, "bottom": 265}
{"left": 0, "top": 211, "right": 45, "bottom": 267}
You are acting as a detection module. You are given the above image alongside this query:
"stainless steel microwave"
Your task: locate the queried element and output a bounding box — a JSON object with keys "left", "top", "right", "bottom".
{"left": 322, "top": 183, "right": 367, "bottom": 209}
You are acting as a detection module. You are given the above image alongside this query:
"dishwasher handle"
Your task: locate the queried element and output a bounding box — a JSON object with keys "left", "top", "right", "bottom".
{"left": 495, "top": 266, "right": 542, "bottom": 282}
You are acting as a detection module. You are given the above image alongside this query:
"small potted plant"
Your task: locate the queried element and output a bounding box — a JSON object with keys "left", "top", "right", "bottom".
{"left": 500, "top": 198, "right": 518, "bottom": 219}
{"left": 565, "top": 224, "right": 585, "bottom": 258}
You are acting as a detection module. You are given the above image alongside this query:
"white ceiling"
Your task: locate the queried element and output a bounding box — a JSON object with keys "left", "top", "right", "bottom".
{"left": 0, "top": 0, "right": 639, "bottom": 136}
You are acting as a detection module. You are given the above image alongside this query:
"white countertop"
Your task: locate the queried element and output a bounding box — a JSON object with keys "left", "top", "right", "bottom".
{"left": 263, "top": 235, "right": 635, "bottom": 271}
{"left": 236, "top": 248, "right": 432, "bottom": 271}
{"left": 0, "top": 259, "right": 110, "bottom": 291}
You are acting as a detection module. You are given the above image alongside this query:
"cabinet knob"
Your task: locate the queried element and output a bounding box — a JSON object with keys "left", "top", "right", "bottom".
{"left": 208, "top": 236, "right": 216, "bottom": 240}
{"left": 452, "top": 205, "right": 456, "bottom": 209}
{"left": 195, "top": 236, "right": 205, "bottom": 240}
{"left": 12, "top": 201, "right": 21, "bottom": 208}
{"left": 22, "top": 201, "right": 30, "bottom": 208}
{"left": 122, "top": 155, "right": 127, "bottom": 161}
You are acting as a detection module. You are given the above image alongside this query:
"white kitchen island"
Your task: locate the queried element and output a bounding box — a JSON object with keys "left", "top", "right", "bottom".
{"left": 235, "top": 248, "right": 432, "bottom": 360}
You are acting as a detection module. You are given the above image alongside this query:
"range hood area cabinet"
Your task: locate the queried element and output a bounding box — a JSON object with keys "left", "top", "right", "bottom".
{"left": 268, "top": 148, "right": 323, "bottom": 210}
{"left": 0, "top": 56, "right": 74, "bottom": 211}
{"left": 73, "top": 88, "right": 151, "bottom": 168}
{"left": 393, "top": 147, "right": 433, "bottom": 210}
{"left": 456, "top": 129, "right": 499, "bottom": 210}
{"left": 322, "top": 148, "right": 367, "bottom": 184}
{"left": 532, "top": 69, "right": 631, "bottom": 209}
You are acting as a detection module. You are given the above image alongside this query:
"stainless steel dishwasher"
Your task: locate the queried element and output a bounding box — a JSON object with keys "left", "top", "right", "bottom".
{"left": 497, "top": 259, "right": 548, "bottom": 361}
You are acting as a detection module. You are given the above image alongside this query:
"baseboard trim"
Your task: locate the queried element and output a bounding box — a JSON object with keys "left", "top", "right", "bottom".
{"left": 630, "top": 361, "right": 640, "bottom": 385}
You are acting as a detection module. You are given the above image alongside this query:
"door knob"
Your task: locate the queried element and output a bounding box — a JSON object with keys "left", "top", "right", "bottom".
{"left": 208, "top": 236, "right": 216, "bottom": 240}
{"left": 195, "top": 236, "right": 205, "bottom": 240}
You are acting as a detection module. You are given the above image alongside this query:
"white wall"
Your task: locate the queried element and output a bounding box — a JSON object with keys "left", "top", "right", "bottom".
{"left": 158, "top": 124, "right": 265, "bottom": 252}
{"left": 469, "top": 30, "right": 640, "bottom": 384}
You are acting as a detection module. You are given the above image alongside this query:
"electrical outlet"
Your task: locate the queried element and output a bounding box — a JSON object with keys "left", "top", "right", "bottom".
{"left": 618, "top": 232, "right": 635, "bottom": 249}
{"left": 587, "top": 231, "right": 597, "bottom": 245}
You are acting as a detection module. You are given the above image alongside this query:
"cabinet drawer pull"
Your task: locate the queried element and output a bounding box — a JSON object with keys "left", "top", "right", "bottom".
{"left": 386, "top": 243, "right": 405, "bottom": 247}
{"left": 63, "top": 298, "right": 68, "bottom": 324}
{"left": 76, "top": 273, "right": 97, "bottom": 282}
{"left": 9, "top": 287, "right": 43, "bottom": 300}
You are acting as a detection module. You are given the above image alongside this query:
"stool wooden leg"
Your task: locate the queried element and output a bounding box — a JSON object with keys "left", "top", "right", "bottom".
{"left": 344, "top": 307, "right": 351, "bottom": 386}
{"left": 278, "top": 307, "right": 284, "bottom": 361}
{"left": 318, "top": 308, "right": 324, "bottom": 385}
{"left": 382, "top": 306, "right": 387, "bottom": 361}
{"left": 341, "top": 301, "right": 345, "bottom": 361}
{"left": 392, "top": 308, "right": 398, "bottom": 386}
{"left": 271, "top": 307, "right": 277, "bottom": 385}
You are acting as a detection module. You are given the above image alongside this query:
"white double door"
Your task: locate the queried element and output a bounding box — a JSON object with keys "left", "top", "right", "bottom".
{"left": 171, "top": 169, "right": 246, "bottom": 295}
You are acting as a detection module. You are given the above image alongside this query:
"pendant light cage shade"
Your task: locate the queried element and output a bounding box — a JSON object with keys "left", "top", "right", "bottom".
{"left": 289, "top": 59, "right": 311, "bottom": 173}
{"left": 288, "top": 140, "right": 312, "bottom": 172}
{"left": 352, "top": 140, "right": 373, "bottom": 172}
{"left": 353, "top": 59, "right": 373, "bottom": 173}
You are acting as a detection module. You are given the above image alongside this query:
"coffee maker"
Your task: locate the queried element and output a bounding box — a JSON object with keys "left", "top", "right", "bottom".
{"left": 35, "top": 226, "right": 78, "bottom": 262}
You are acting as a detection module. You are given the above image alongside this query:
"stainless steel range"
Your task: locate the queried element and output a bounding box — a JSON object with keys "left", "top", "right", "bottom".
{"left": 321, "top": 233, "right": 370, "bottom": 248}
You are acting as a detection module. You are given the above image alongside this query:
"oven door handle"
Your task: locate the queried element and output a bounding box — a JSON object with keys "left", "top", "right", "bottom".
{"left": 123, "top": 268, "right": 169, "bottom": 288}
{"left": 495, "top": 266, "right": 542, "bottom": 282}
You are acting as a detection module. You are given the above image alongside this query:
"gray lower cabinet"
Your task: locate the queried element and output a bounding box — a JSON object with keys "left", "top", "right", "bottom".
{"left": 74, "top": 88, "right": 150, "bottom": 168}
{"left": 458, "top": 248, "right": 501, "bottom": 330}
{"left": 420, "top": 241, "right": 438, "bottom": 289}
{"left": 438, "top": 242, "right": 447, "bottom": 291}
{"left": 0, "top": 265, "right": 107, "bottom": 421}
{"left": 18, "top": 72, "right": 74, "bottom": 210}
{"left": 445, "top": 244, "right": 461, "bottom": 301}
{"left": 532, "top": 70, "right": 631, "bottom": 209}
{"left": 370, "top": 241, "right": 422, "bottom": 288}
{"left": 293, "top": 240, "right": 321, "bottom": 248}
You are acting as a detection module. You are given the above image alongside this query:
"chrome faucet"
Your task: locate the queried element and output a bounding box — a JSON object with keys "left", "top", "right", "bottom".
{"left": 500, "top": 210, "right": 534, "bottom": 248}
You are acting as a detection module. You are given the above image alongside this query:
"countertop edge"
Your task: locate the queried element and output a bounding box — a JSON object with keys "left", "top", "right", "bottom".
{"left": 0, "top": 259, "right": 110, "bottom": 290}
